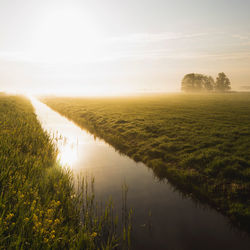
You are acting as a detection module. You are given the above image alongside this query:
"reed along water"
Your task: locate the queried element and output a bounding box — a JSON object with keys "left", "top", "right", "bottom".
{"left": 31, "top": 98, "right": 250, "bottom": 250}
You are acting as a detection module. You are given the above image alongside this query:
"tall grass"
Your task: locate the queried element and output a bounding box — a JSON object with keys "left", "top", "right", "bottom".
{"left": 0, "top": 95, "right": 131, "bottom": 249}
{"left": 42, "top": 93, "right": 250, "bottom": 231}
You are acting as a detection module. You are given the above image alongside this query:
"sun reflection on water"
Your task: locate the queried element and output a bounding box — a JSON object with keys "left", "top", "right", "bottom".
{"left": 56, "top": 135, "right": 79, "bottom": 167}
{"left": 29, "top": 96, "right": 84, "bottom": 168}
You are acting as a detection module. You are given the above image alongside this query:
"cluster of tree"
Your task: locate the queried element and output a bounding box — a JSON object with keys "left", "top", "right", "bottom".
{"left": 181, "top": 72, "right": 231, "bottom": 92}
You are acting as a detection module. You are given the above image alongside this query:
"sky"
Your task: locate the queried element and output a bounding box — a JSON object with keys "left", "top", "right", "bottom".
{"left": 0, "top": 0, "right": 250, "bottom": 95}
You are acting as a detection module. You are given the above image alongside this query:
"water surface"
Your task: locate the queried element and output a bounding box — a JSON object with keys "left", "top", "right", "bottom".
{"left": 31, "top": 98, "right": 250, "bottom": 250}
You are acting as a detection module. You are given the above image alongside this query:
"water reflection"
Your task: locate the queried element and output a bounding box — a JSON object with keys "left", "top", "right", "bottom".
{"left": 30, "top": 97, "right": 105, "bottom": 168}
{"left": 31, "top": 98, "right": 250, "bottom": 250}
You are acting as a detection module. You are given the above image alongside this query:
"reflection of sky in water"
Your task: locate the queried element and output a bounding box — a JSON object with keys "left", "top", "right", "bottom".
{"left": 31, "top": 98, "right": 250, "bottom": 250}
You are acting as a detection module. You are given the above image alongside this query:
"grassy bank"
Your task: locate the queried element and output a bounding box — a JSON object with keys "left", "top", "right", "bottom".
{"left": 42, "top": 93, "right": 250, "bottom": 230}
{"left": 0, "top": 94, "right": 128, "bottom": 249}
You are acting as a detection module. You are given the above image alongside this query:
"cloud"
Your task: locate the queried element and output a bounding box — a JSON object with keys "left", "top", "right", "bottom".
{"left": 1, "top": 32, "right": 250, "bottom": 64}
{"left": 231, "top": 34, "right": 250, "bottom": 41}
{"left": 0, "top": 51, "right": 35, "bottom": 63}
{"left": 102, "top": 31, "right": 250, "bottom": 62}
{"left": 101, "top": 50, "right": 250, "bottom": 62}
{"left": 107, "top": 32, "right": 207, "bottom": 44}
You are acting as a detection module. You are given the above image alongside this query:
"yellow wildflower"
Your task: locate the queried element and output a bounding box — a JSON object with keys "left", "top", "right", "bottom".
{"left": 47, "top": 209, "right": 53, "bottom": 216}
{"left": 91, "top": 232, "right": 97, "bottom": 238}
{"left": 54, "top": 219, "right": 60, "bottom": 224}
{"left": 6, "top": 213, "right": 14, "bottom": 220}
{"left": 33, "top": 214, "right": 38, "bottom": 222}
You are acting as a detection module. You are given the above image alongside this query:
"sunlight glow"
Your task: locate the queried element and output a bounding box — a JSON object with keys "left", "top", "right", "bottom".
{"left": 58, "top": 138, "right": 79, "bottom": 167}
{"left": 31, "top": 6, "right": 102, "bottom": 63}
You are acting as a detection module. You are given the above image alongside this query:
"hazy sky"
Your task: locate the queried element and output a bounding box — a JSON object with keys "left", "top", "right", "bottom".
{"left": 0, "top": 0, "right": 250, "bottom": 95}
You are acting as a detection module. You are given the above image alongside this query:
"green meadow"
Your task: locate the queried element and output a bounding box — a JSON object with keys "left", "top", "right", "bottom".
{"left": 43, "top": 93, "right": 250, "bottom": 230}
{"left": 0, "top": 94, "right": 130, "bottom": 249}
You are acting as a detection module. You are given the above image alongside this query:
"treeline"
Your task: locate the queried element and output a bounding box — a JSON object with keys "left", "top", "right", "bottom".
{"left": 181, "top": 72, "right": 231, "bottom": 92}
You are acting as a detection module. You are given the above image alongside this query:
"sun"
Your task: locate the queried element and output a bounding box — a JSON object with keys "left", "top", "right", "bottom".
{"left": 31, "top": 6, "right": 101, "bottom": 63}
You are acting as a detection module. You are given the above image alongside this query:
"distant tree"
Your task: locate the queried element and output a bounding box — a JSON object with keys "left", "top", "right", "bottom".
{"left": 181, "top": 73, "right": 214, "bottom": 92}
{"left": 181, "top": 73, "right": 196, "bottom": 92}
{"left": 214, "top": 72, "right": 231, "bottom": 92}
{"left": 204, "top": 76, "right": 214, "bottom": 91}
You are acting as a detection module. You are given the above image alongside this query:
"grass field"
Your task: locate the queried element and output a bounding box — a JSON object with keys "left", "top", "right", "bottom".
{"left": 0, "top": 94, "right": 130, "bottom": 249}
{"left": 42, "top": 93, "right": 250, "bottom": 230}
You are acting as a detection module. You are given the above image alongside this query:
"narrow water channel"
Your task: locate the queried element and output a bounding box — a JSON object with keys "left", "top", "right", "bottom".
{"left": 31, "top": 98, "right": 250, "bottom": 250}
